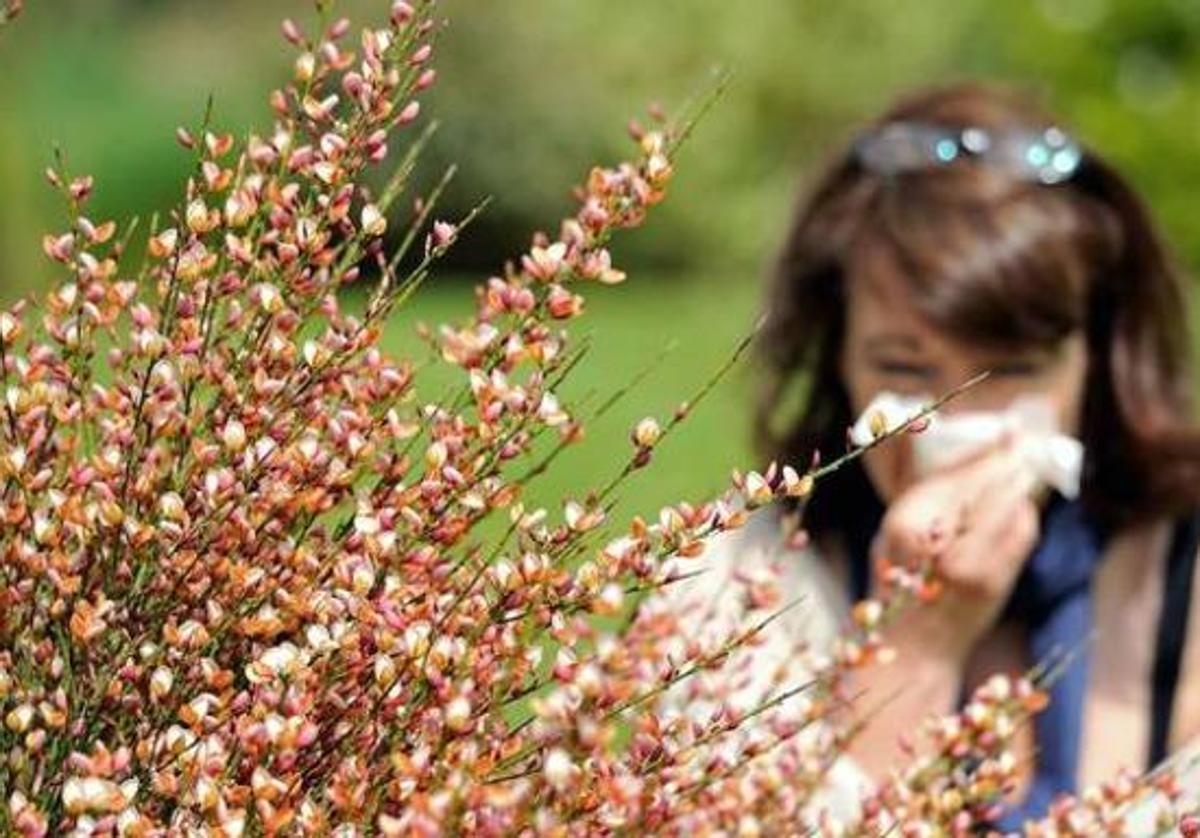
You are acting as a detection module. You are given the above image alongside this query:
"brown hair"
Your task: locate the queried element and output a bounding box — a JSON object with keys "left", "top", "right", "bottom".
{"left": 757, "top": 83, "right": 1200, "bottom": 538}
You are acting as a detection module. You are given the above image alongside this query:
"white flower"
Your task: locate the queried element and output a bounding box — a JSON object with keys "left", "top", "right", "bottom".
{"left": 445, "top": 695, "right": 472, "bottom": 732}
{"left": 259, "top": 642, "right": 303, "bottom": 676}
{"left": 150, "top": 666, "right": 174, "bottom": 701}
{"left": 185, "top": 198, "right": 211, "bottom": 233}
{"left": 847, "top": 391, "right": 932, "bottom": 447}
{"left": 742, "top": 471, "right": 773, "bottom": 506}
{"left": 221, "top": 419, "right": 247, "bottom": 453}
{"left": 61, "top": 776, "right": 129, "bottom": 815}
{"left": 525, "top": 242, "right": 567, "bottom": 280}
{"left": 632, "top": 417, "right": 661, "bottom": 448}
{"left": 543, "top": 747, "right": 575, "bottom": 792}
{"left": 361, "top": 203, "right": 387, "bottom": 237}
{"left": 537, "top": 393, "right": 569, "bottom": 427}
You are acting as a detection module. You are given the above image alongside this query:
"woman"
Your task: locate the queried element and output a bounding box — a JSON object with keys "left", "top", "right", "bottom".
{"left": 704, "top": 83, "right": 1200, "bottom": 824}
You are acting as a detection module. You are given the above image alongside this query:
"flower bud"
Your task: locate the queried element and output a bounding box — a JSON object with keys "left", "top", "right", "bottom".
{"left": 295, "top": 52, "right": 316, "bottom": 82}
{"left": 222, "top": 419, "right": 247, "bottom": 453}
{"left": 360, "top": 203, "right": 387, "bottom": 237}
{"left": 5, "top": 703, "right": 34, "bottom": 733}
{"left": 424, "top": 440, "right": 447, "bottom": 470}
{"left": 98, "top": 500, "right": 124, "bottom": 528}
{"left": 149, "top": 228, "right": 179, "bottom": 259}
{"left": 0, "top": 312, "right": 18, "bottom": 345}
{"left": 444, "top": 695, "right": 471, "bottom": 732}
{"left": 185, "top": 199, "right": 212, "bottom": 234}
{"left": 781, "top": 465, "right": 814, "bottom": 499}
{"left": 328, "top": 17, "right": 351, "bottom": 40}
{"left": 374, "top": 654, "right": 397, "bottom": 688}
{"left": 254, "top": 283, "right": 284, "bottom": 314}
{"left": 396, "top": 100, "right": 421, "bottom": 125}
{"left": 159, "top": 492, "right": 186, "bottom": 523}
{"left": 62, "top": 776, "right": 127, "bottom": 816}
{"left": 592, "top": 582, "right": 624, "bottom": 616}
{"left": 431, "top": 220, "right": 457, "bottom": 248}
{"left": 743, "top": 471, "right": 773, "bottom": 506}
{"left": 632, "top": 417, "right": 661, "bottom": 448}
{"left": 281, "top": 18, "right": 305, "bottom": 45}
{"left": 410, "top": 43, "right": 433, "bottom": 65}
{"left": 543, "top": 748, "right": 575, "bottom": 792}
{"left": 391, "top": 1, "right": 415, "bottom": 25}
{"left": 150, "top": 666, "right": 174, "bottom": 701}
{"left": 851, "top": 600, "right": 883, "bottom": 631}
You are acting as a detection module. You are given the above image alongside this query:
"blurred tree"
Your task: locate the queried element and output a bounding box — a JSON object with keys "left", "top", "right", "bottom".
{"left": 0, "top": 0, "right": 1198, "bottom": 291}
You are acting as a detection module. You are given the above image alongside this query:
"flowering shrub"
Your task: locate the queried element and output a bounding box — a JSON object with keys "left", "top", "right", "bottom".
{"left": 0, "top": 1, "right": 1196, "bottom": 835}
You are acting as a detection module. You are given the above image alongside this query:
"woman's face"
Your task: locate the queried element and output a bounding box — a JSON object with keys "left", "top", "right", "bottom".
{"left": 839, "top": 273, "right": 1089, "bottom": 503}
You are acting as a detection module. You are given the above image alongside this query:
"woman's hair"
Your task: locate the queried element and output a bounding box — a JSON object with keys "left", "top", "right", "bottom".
{"left": 757, "top": 82, "right": 1200, "bottom": 537}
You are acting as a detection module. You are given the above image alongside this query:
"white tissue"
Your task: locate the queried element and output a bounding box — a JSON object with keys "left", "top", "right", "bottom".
{"left": 848, "top": 391, "right": 1084, "bottom": 499}
{"left": 847, "top": 392, "right": 931, "bottom": 448}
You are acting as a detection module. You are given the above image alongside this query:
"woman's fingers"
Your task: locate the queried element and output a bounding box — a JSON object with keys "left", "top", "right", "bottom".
{"left": 974, "top": 446, "right": 1039, "bottom": 501}
{"left": 939, "top": 469, "right": 1040, "bottom": 590}
{"left": 875, "top": 436, "right": 1043, "bottom": 588}
{"left": 875, "top": 484, "right": 949, "bottom": 565}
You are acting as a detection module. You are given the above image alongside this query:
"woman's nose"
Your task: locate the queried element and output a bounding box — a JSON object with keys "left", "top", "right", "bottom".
{"left": 935, "top": 368, "right": 1010, "bottom": 415}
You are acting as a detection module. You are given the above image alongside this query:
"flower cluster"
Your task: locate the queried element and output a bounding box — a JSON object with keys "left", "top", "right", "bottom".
{"left": 0, "top": 2, "right": 1196, "bottom": 836}
{"left": 859, "top": 674, "right": 1048, "bottom": 834}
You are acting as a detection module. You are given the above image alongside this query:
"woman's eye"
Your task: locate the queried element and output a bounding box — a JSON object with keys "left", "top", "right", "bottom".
{"left": 872, "top": 359, "right": 935, "bottom": 378}
{"left": 989, "top": 360, "right": 1043, "bottom": 377}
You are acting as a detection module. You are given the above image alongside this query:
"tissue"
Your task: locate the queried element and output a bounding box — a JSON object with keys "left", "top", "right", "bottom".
{"left": 848, "top": 391, "right": 1083, "bottom": 499}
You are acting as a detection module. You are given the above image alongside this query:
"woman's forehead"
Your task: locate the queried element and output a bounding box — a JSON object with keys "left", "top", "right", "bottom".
{"left": 845, "top": 274, "right": 1066, "bottom": 359}
{"left": 843, "top": 216, "right": 1084, "bottom": 352}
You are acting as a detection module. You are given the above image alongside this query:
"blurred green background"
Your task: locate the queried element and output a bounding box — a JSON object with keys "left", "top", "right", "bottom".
{"left": 1, "top": 0, "right": 1198, "bottom": 519}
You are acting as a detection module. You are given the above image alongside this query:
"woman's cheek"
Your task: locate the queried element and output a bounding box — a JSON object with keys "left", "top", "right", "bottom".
{"left": 1050, "top": 371, "right": 1087, "bottom": 439}
{"left": 845, "top": 378, "right": 919, "bottom": 504}
{"left": 862, "top": 437, "right": 915, "bottom": 505}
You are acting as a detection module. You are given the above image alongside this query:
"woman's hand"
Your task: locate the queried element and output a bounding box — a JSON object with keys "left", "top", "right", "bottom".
{"left": 845, "top": 435, "right": 1042, "bottom": 781}
{"left": 871, "top": 434, "right": 1041, "bottom": 666}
